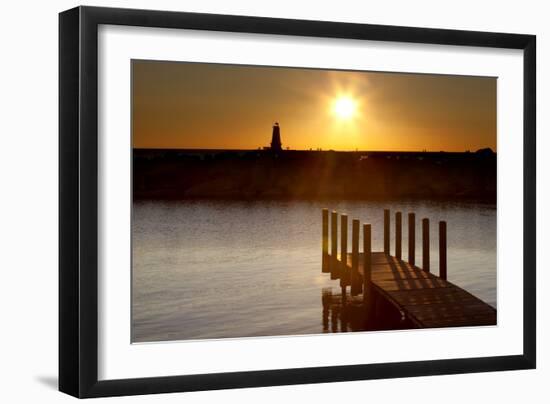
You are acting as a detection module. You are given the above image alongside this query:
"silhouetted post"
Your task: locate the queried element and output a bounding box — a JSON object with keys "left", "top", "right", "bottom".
{"left": 408, "top": 213, "right": 415, "bottom": 265}
{"left": 331, "top": 211, "right": 338, "bottom": 279}
{"left": 383, "top": 209, "right": 390, "bottom": 254}
{"left": 340, "top": 214, "right": 349, "bottom": 288}
{"left": 422, "top": 218, "right": 430, "bottom": 272}
{"left": 439, "top": 221, "right": 447, "bottom": 280}
{"left": 322, "top": 209, "right": 329, "bottom": 273}
{"left": 363, "top": 224, "right": 372, "bottom": 305}
{"left": 322, "top": 289, "right": 330, "bottom": 332}
{"left": 351, "top": 219, "right": 362, "bottom": 295}
{"left": 395, "top": 212, "right": 402, "bottom": 260}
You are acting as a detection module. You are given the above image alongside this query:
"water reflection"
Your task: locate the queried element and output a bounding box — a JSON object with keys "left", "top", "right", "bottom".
{"left": 321, "top": 288, "right": 414, "bottom": 332}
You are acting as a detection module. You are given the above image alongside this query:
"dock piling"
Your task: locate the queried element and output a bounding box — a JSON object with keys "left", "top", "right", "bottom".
{"left": 383, "top": 209, "right": 390, "bottom": 254}
{"left": 340, "top": 214, "right": 349, "bottom": 288}
{"left": 331, "top": 211, "right": 338, "bottom": 279}
{"left": 351, "top": 219, "right": 362, "bottom": 295}
{"left": 439, "top": 221, "right": 447, "bottom": 280}
{"left": 363, "top": 223, "right": 372, "bottom": 305}
{"left": 322, "top": 208, "right": 329, "bottom": 273}
{"left": 395, "top": 212, "right": 402, "bottom": 260}
{"left": 422, "top": 218, "right": 430, "bottom": 272}
{"left": 408, "top": 213, "right": 415, "bottom": 265}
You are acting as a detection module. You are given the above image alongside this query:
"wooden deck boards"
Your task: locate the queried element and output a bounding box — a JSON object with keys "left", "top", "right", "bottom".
{"left": 332, "top": 252, "right": 496, "bottom": 329}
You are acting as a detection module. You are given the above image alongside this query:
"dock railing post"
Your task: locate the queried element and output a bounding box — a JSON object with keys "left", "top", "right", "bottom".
{"left": 331, "top": 211, "right": 338, "bottom": 279}
{"left": 408, "top": 213, "right": 415, "bottom": 265}
{"left": 422, "top": 218, "right": 430, "bottom": 272}
{"left": 439, "top": 221, "right": 447, "bottom": 280}
{"left": 383, "top": 209, "right": 390, "bottom": 254}
{"left": 363, "top": 224, "right": 372, "bottom": 305}
{"left": 340, "top": 214, "right": 349, "bottom": 288}
{"left": 351, "top": 219, "right": 362, "bottom": 295}
{"left": 395, "top": 212, "right": 402, "bottom": 260}
{"left": 322, "top": 209, "right": 329, "bottom": 272}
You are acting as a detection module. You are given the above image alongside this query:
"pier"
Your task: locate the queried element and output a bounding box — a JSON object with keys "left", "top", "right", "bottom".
{"left": 321, "top": 208, "right": 496, "bottom": 331}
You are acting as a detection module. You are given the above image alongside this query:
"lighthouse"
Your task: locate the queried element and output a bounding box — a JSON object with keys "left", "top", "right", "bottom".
{"left": 270, "top": 122, "right": 282, "bottom": 151}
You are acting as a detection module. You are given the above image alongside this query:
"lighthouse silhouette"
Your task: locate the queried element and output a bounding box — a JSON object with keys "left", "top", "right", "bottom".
{"left": 270, "top": 122, "right": 282, "bottom": 151}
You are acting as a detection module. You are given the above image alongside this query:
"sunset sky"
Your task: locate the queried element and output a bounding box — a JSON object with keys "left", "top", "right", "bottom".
{"left": 132, "top": 60, "right": 496, "bottom": 152}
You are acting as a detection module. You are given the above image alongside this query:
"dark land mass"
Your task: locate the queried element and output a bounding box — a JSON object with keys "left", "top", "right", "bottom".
{"left": 133, "top": 148, "right": 496, "bottom": 202}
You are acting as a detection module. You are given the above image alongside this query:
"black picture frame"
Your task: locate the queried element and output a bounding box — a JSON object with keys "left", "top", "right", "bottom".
{"left": 59, "top": 6, "right": 536, "bottom": 398}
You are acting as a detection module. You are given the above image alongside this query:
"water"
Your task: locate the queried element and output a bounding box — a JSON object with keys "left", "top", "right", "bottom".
{"left": 132, "top": 199, "right": 496, "bottom": 342}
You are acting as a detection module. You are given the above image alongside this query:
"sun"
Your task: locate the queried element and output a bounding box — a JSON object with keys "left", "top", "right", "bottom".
{"left": 332, "top": 96, "right": 357, "bottom": 120}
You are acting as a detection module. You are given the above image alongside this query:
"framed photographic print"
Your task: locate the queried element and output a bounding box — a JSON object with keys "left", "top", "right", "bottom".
{"left": 59, "top": 6, "right": 536, "bottom": 398}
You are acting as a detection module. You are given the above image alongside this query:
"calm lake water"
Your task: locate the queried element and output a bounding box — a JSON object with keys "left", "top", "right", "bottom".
{"left": 132, "top": 199, "right": 496, "bottom": 342}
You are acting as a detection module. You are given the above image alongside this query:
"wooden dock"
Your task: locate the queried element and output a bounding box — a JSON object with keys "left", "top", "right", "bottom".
{"left": 321, "top": 208, "right": 496, "bottom": 330}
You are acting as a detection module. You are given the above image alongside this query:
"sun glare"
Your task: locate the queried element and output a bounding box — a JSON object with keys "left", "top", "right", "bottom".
{"left": 333, "top": 96, "right": 357, "bottom": 120}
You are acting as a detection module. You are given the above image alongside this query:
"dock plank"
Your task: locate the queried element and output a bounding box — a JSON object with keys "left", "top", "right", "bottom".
{"left": 331, "top": 251, "right": 496, "bottom": 328}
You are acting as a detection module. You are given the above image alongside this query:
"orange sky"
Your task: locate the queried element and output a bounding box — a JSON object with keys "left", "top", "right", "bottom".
{"left": 132, "top": 60, "right": 496, "bottom": 152}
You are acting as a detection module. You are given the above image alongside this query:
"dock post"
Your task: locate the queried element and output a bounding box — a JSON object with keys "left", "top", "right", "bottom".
{"left": 331, "top": 211, "right": 339, "bottom": 279}
{"left": 383, "top": 209, "right": 390, "bottom": 254}
{"left": 439, "top": 221, "right": 447, "bottom": 280}
{"left": 351, "top": 219, "right": 362, "bottom": 295}
{"left": 422, "top": 218, "right": 430, "bottom": 272}
{"left": 340, "top": 214, "right": 349, "bottom": 288}
{"left": 363, "top": 224, "right": 372, "bottom": 306}
{"left": 322, "top": 209, "right": 329, "bottom": 272}
{"left": 408, "top": 213, "right": 415, "bottom": 265}
{"left": 395, "top": 212, "right": 402, "bottom": 260}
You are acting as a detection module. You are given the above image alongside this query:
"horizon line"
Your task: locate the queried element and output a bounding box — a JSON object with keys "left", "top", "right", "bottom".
{"left": 133, "top": 147, "right": 496, "bottom": 153}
